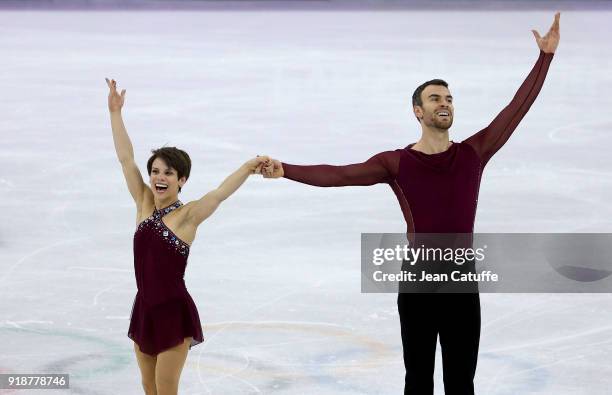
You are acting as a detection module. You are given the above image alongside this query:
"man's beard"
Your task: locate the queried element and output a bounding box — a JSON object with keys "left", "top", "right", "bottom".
{"left": 428, "top": 115, "right": 453, "bottom": 130}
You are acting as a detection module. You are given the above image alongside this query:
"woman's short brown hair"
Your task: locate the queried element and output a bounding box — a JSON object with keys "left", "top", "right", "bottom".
{"left": 146, "top": 147, "right": 191, "bottom": 193}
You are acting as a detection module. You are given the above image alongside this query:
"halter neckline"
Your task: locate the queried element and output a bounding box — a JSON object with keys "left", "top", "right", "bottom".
{"left": 155, "top": 200, "right": 183, "bottom": 217}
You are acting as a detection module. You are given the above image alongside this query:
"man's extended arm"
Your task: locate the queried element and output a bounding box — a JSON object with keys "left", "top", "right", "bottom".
{"left": 463, "top": 12, "right": 560, "bottom": 166}
{"left": 264, "top": 151, "right": 400, "bottom": 187}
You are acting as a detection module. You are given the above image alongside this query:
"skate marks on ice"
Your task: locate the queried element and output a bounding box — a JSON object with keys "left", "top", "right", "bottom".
{"left": 478, "top": 294, "right": 612, "bottom": 395}
{"left": 0, "top": 322, "right": 130, "bottom": 395}
{"left": 547, "top": 120, "right": 612, "bottom": 145}
{"left": 191, "top": 320, "right": 396, "bottom": 395}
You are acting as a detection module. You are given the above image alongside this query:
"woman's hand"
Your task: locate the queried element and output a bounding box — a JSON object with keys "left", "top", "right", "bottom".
{"left": 245, "top": 155, "right": 271, "bottom": 174}
{"left": 105, "top": 78, "right": 126, "bottom": 113}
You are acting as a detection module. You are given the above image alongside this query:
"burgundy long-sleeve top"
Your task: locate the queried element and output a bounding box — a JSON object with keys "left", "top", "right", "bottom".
{"left": 282, "top": 51, "right": 554, "bottom": 235}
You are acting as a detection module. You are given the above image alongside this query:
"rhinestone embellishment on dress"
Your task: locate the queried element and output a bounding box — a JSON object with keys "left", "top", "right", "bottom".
{"left": 137, "top": 200, "right": 190, "bottom": 256}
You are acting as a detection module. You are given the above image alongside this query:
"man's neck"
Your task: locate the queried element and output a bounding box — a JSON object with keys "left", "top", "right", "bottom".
{"left": 412, "top": 127, "right": 452, "bottom": 154}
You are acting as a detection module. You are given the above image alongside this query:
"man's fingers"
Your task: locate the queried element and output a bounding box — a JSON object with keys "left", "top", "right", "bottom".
{"left": 105, "top": 77, "right": 111, "bottom": 88}
{"left": 255, "top": 157, "right": 279, "bottom": 177}
{"left": 547, "top": 12, "right": 560, "bottom": 34}
{"left": 532, "top": 30, "right": 541, "bottom": 41}
{"left": 552, "top": 12, "right": 561, "bottom": 33}
{"left": 121, "top": 89, "right": 126, "bottom": 98}
{"left": 553, "top": 12, "right": 560, "bottom": 31}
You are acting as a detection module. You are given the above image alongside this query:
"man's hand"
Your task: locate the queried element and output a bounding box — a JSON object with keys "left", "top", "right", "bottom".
{"left": 532, "top": 12, "right": 560, "bottom": 54}
{"left": 262, "top": 159, "right": 284, "bottom": 178}
{"left": 105, "top": 78, "right": 126, "bottom": 113}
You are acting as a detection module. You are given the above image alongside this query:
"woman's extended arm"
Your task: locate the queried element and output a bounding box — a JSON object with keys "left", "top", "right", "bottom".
{"left": 184, "top": 156, "right": 269, "bottom": 226}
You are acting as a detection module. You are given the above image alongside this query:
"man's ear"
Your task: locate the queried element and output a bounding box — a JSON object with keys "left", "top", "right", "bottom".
{"left": 413, "top": 105, "right": 423, "bottom": 121}
{"left": 179, "top": 176, "right": 187, "bottom": 187}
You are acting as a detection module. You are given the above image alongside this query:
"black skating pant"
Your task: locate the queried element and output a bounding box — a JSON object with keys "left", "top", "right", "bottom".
{"left": 398, "top": 293, "right": 481, "bottom": 395}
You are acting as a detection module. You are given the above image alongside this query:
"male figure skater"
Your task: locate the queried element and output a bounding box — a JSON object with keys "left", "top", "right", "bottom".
{"left": 262, "top": 13, "right": 560, "bottom": 395}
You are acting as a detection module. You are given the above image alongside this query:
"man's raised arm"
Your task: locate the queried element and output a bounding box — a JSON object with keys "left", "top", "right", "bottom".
{"left": 463, "top": 12, "right": 560, "bottom": 166}
{"left": 262, "top": 151, "right": 400, "bottom": 187}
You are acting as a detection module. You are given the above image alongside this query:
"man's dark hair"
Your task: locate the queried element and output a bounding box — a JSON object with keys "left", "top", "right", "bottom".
{"left": 412, "top": 79, "right": 449, "bottom": 122}
{"left": 146, "top": 147, "right": 191, "bottom": 193}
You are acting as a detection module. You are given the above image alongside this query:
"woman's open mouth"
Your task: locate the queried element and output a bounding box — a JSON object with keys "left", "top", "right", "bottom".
{"left": 155, "top": 183, "right": 168, "bottom": 193}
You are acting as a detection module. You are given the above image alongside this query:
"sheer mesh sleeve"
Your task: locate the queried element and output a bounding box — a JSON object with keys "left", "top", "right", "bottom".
{"left": 282, "top": 150, "right": 400, "bottom": 187}
{"left": 463, "top": 50, "right": 555, "bottom": 166}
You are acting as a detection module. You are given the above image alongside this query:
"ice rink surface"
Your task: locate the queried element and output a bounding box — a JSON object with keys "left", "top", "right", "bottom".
{"left": 1, "top": 2, "right": 612, "bottom": 394}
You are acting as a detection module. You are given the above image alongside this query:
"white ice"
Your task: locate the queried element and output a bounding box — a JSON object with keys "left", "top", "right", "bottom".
{"left": 1, "top": 7, "right": 612, "bottom": 395}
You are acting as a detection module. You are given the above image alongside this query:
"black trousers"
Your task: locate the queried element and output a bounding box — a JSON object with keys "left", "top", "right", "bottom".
{"left": 398, "top": 292, "right": 481, "bottom": 395}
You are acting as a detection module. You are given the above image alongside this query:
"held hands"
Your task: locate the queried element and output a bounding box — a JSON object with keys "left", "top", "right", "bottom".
{"left": 532, "top": 12, "right": 560, "bottom": 54}
{"left": 105, "top": 78, "right": 126, "bottom": 113}
{"left": 245, "top": 155, "right": 271, "bottom": 174}
{"left": 261, "top": 159, "right": 284, "bottom": 178}
{"left": 247, "top": 157, "right": 284, "bottom": 178}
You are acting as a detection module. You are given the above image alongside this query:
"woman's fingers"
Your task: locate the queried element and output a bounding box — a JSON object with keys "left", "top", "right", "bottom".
{"left": 105, "top": 78, "right": 125, "bottom": 100}
{"left": 105, "top": 78, "right": 118, "bottom": 93}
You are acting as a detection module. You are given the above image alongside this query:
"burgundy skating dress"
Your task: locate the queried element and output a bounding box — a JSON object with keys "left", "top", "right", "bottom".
{"left": 128, "top": 200, "right": 204, "bottom": 356}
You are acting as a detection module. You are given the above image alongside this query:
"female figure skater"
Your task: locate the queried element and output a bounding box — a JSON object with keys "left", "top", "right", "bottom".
{"left": 105, "top": 78, "right": 268, "bottom": 395}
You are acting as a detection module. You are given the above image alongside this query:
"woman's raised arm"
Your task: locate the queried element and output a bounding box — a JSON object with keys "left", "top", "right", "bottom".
{"left": 106, "top": 78, "right": 150, "bottom": 208}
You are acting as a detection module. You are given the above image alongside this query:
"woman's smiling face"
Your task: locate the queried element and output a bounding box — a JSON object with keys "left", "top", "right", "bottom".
{"left": 149, "top": 157, "right": 185, "bottom": 196}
